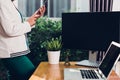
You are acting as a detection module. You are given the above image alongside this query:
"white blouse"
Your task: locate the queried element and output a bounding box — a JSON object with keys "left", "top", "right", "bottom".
{"left": 0, "top": 0, "right": 32, "bottom": 58}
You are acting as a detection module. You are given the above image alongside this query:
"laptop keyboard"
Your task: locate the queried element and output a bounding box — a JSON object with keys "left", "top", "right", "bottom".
{"left": 80, "top": 70, "right": 99, "bottom": 79}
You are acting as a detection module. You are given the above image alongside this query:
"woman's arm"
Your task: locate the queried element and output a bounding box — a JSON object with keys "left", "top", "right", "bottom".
{"left": 0, "top": 1, "right": 45, "bottom": 37}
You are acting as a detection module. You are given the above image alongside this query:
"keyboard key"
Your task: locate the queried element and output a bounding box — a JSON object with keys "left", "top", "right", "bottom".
{"left": 80, "top": 70, "right": 99, "bottom": 79}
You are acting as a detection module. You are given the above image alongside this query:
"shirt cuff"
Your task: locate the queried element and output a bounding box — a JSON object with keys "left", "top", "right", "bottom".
{"left": 24, "top": 21, "right": 32, "bottom": 32}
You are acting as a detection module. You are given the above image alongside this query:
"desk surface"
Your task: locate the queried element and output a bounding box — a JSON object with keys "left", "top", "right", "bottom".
{"left": 29, "top": 62, "right": 120, "bottom": 80}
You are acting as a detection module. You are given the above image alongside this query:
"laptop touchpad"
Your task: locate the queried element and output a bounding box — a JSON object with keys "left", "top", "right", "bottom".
{"left": 64, "top": 68, "right": 82, "bottom": 80}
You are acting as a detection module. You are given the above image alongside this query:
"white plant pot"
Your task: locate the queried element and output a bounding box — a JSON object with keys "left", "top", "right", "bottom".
{"left": 47, "top": 50, "right": 60, "bottom": 64}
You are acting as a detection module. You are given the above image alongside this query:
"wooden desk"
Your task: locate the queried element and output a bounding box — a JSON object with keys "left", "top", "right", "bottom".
{"left": 29, "top": 62, "right": 120, "bottom": 80}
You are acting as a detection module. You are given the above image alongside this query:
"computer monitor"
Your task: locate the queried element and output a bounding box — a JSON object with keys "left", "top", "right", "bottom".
{"left": 62, "top": 12, "right": 120, "bottom": 51}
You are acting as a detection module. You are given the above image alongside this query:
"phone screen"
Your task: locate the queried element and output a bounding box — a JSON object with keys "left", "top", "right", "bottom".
{"left": 41, "top": 0, "right": 47, "bottom": 7}
{"left": 43, "top": 0, "right": 47, "bottom": 5}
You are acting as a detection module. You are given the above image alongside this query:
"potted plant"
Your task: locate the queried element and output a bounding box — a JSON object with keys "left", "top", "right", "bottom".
{"left": 42, "top": 36, "right": 62, "bottom": 64}
{"left": 28, "top": 17, "right": 62, "bottom": 65}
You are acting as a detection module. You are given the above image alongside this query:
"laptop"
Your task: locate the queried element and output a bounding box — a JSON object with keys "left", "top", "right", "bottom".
{"left": 75, "top": 60, "right": 99, "bottom": 68}
{"left": 64, "top": 41, "right": 120, "bottom": 80}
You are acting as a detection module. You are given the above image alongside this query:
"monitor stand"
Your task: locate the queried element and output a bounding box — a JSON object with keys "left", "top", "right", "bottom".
{"left": 75, "top": 51, "right": 101, "bottom": 68}
{"left": 75, "top": 60, "right": 99, "bottom": 68}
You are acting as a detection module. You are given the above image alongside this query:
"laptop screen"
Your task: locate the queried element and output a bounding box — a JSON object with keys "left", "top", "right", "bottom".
{"left": 99, "top": 42, "right": 120, "bottom": 77}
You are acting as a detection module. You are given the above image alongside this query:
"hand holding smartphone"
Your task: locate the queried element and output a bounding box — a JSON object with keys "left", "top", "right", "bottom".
{"left": 27, "top": 0, "right": 46, "bottom": 26}
{"left": 41, "top": 0, "right": 47, "bottom": 7}
{"left": 36, "top": 0, "right": 46, "bottom": 15}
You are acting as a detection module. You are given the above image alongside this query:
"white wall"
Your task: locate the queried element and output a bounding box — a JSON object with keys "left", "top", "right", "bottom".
{"left": 70, "top": 0, "right": 76, "bottom": 12}
{"left": 76, "top": 0, "right": 90, "bottom": 12}
{"left": 112, "top": 0, "right": 120, "bottom": 11}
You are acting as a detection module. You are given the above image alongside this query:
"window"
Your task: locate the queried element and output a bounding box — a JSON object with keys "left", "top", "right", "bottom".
{"left": 16, "top": 0, "right": 120, "bottom": 17}
{"left": 112, "top": 0, "right": 120, "bottom": 11}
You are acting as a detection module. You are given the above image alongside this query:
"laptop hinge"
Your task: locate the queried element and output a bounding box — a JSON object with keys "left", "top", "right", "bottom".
{"left": 97, "top": 69, "right": 106, "bottom": 79}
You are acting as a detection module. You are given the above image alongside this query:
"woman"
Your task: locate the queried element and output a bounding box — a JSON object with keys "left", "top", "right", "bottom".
{"left": 0, "top": 0, "right": 45, "bottom": 80}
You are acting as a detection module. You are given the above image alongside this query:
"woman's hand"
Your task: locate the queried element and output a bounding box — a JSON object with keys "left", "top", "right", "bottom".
{"left": 27, "top": 6, "right": 46, "bottom": 27}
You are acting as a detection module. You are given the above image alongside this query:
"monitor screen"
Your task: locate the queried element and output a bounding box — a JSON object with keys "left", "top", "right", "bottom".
{"left": 62, "top": 12, "right": 120, "bottom": 51}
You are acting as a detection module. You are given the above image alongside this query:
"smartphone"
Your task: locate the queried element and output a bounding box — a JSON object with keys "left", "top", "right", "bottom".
{"left": 41, "top": 0, "right": 47, "bottom": 7}
{"left": 43, "top": 0, "right": 47, "bottom": 5}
